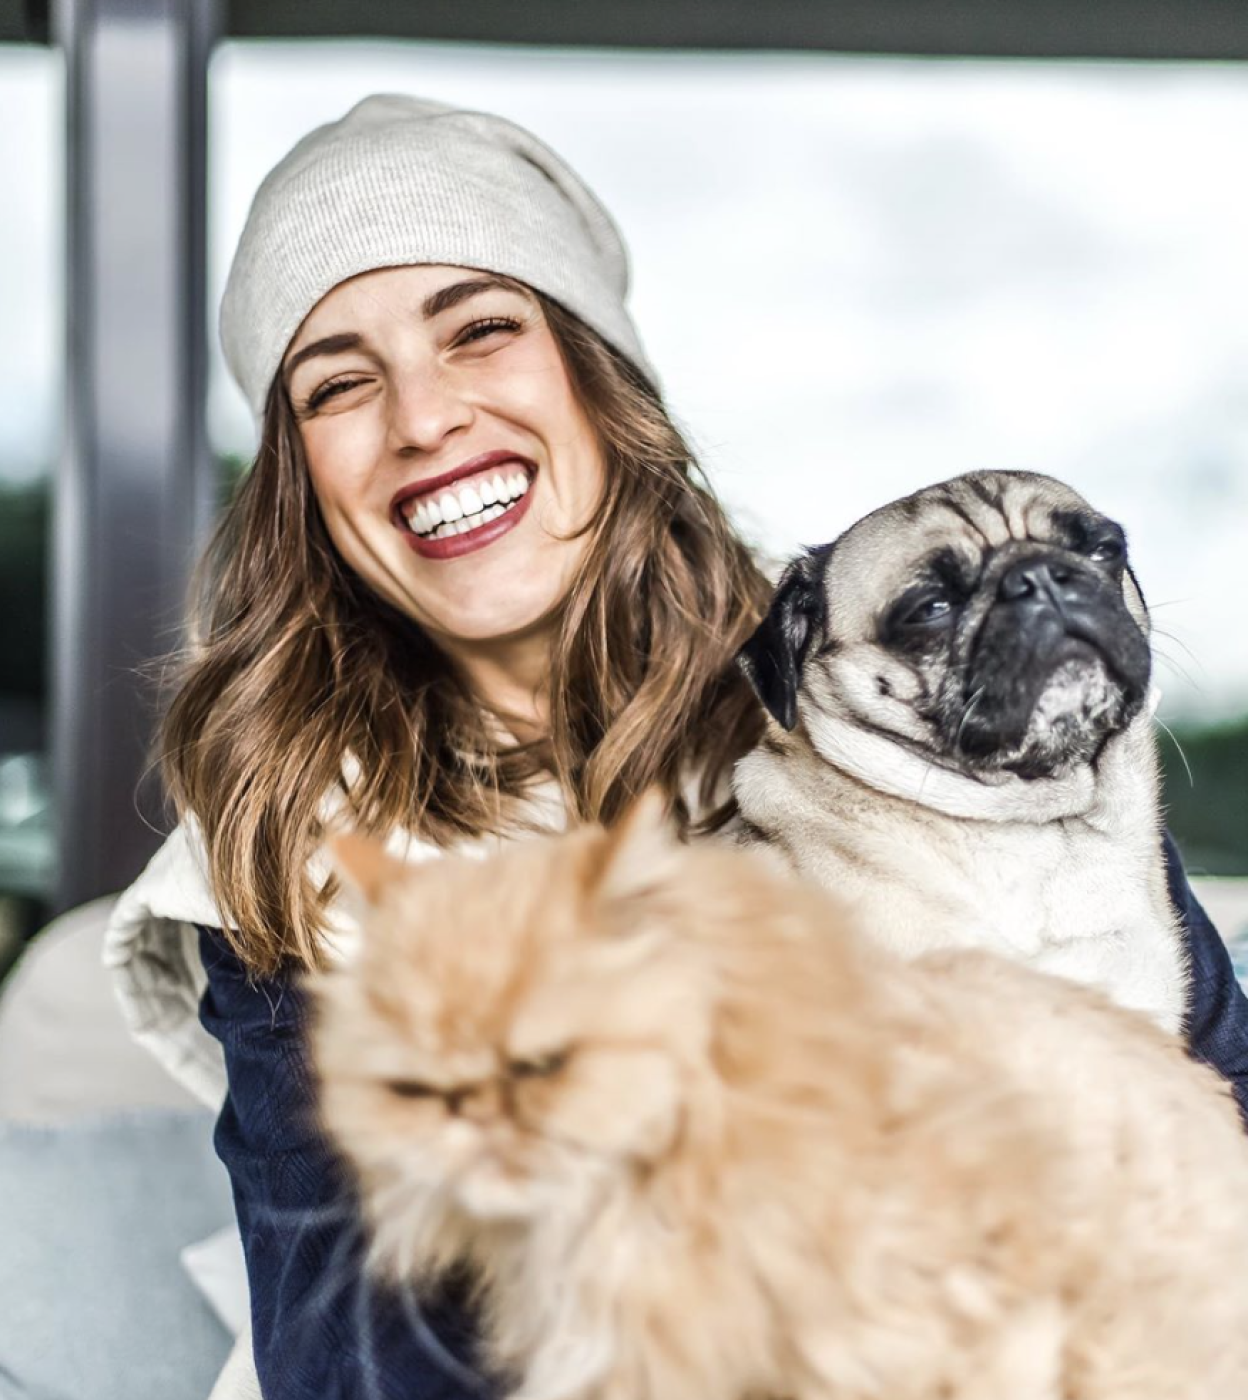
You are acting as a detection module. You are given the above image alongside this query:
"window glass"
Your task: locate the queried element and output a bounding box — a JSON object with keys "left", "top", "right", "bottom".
{"left": 0, "top": 45, "right": 60, "bottom": 962}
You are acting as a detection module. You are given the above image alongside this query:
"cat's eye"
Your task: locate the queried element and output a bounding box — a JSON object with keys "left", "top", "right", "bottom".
{"left": 508, "top": 1050, "right": 570, "bottom": 1080}
{"left": 385, "top": 1078, "right": 439, "bottom": 1100}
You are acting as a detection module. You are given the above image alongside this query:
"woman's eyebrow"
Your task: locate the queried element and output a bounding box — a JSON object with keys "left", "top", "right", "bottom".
{"left": 284, "top": 278, "right": 522, "bottom": 381}
{"left": 421, "top": 275, "right": 522, "bottom": 318}
{"left": 283, "top": 331, "right": 365, "bottom": 382}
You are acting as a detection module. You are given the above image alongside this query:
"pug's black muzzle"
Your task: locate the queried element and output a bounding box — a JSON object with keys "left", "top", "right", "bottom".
{"left": 952, "top": 549, "right": 1151, "bottom": 773}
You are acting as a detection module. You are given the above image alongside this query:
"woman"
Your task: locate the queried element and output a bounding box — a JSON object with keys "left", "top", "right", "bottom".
{"left": 106, "top": 94, "right": 1248, "bottom": 1400}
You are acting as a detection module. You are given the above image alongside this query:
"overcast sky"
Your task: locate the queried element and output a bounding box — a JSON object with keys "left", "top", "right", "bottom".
{"left": 2, "top": 42, "right": 1247, "bottom": 721}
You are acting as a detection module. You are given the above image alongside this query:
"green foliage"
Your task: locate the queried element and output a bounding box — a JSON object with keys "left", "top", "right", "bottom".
{"left": 0, "top": 459, "right": 248, "bottom": 706}
{"left": 218, "top": 452, "right": 251, "bottom": 506}
{"left": 1160, "top": 713, "right": 1248, "bottom": 876}
{"left": 0, "top": 480, "right": 48, "bottom": 701}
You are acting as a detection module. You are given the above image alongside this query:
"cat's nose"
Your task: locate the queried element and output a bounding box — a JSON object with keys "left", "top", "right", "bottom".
{"left": 455, "top": 1084, "right": 503, "bottom": 1124}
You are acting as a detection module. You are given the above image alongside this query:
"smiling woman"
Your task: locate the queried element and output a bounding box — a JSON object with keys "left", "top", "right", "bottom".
{"left": 283, "top": 266, "right": 606, "bottom": 665}
{"left": 163, "top": 237, "right": 766, "bottom": 986}
{"left": 165, "top": 247, "right": 765, "bottom": 976}
{"left": 109, "top": 92, "right": 773, "bottom": 1400}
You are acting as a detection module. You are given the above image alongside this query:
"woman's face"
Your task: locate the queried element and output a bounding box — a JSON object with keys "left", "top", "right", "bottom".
{"left": 283, "top": 264, "right": 606, "bottom": 657}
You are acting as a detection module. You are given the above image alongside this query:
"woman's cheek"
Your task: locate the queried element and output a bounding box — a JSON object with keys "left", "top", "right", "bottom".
{"left": 303, "top": 416, "right": 389, "bottom": 512}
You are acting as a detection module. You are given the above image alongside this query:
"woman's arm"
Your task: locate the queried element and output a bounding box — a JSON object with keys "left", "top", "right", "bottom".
{"left": 1163, "top": 834, "right": 1248, "bottom": 1127}
{"left": 197, "top": 928, "right": 495, "bottom": 1400}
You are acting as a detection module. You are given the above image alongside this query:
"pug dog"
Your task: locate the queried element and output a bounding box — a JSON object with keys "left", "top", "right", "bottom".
{"left": 734, "top": 470, "right": 1188, "bottom": 1034}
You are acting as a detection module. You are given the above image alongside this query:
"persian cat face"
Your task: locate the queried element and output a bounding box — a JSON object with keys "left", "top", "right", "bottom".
{"left": 310, "top": 801, "right": 719, "bottom": 1262}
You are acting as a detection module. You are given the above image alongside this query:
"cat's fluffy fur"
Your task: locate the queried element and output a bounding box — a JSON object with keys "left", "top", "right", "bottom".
{"left": 311, "top": 801, "right": 1248, "bottom": 1400}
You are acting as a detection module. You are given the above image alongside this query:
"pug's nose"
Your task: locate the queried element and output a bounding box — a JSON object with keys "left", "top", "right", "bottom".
{"left": 998, "top": 557, "right": 1077, "bottom": 604}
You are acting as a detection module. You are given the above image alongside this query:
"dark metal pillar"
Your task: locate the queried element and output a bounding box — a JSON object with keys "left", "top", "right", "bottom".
{"left": 51, "top": 0, "right": 218, "bottom": 910}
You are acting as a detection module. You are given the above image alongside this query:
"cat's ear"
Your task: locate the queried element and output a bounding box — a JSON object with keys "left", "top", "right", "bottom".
{"left": 326, "top": 831, "right": 410, "bottom": 906}
{"left": 594, "top": 787, "right": 678, "bottom": 905}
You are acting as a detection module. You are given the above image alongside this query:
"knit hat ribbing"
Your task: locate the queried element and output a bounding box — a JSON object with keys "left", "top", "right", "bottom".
{"left": 220, "top": 94, "right": 656, "bottom": 419}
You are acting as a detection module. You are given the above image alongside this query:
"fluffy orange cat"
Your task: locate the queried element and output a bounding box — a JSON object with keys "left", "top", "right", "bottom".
{"left": 311, "top": 798, "right": 1248, "bottom": 1400}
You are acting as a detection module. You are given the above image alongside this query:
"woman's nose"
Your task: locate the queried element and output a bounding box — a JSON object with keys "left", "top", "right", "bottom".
{"left": 386, "top": 363, "right": 474, "bottom": 454}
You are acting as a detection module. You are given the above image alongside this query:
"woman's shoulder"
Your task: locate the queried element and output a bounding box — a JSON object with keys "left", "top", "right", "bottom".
{"left": 107, "top": 813, "right": 221, "bottom": 933}
{"left": 103, "top": 814, "right": 228, "bottom": 1107}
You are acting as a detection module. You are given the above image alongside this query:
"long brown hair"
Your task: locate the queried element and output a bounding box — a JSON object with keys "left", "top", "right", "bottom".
{"left": 162, "top": 296, "right": 770, "bottom": 976}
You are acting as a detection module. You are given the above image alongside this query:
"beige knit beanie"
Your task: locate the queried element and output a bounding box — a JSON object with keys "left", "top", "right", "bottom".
{"left": 220, "top": 93, "right": 656, "bottom": 419}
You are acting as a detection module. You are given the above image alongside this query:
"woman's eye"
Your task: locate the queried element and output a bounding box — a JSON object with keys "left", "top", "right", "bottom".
{"left": 508, "top": 1050, "right": 570, "bottom": 1080}
{"left": 1087, "top": 538, "right": 1124, "bottom": 565}
{"left": 454, "top": 316, "right": 521, "bottom": 348}
{"left": 303, "top": 377, "right": 367, "bottom": 412}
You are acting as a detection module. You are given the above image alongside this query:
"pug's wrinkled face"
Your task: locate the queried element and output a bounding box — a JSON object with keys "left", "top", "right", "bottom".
{"left": 740, "top": 471, "right": 1152, "bottom": 780}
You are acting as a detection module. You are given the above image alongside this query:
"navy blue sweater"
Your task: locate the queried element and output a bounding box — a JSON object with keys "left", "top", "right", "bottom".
{"left": 198, "top": 834, "right": 1248, "bottom": 1400}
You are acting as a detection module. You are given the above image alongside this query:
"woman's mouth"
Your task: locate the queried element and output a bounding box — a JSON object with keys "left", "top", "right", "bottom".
{"left": 392, "top": 456, "right": 536, "bottom": 561}
{"left": 404, "top": 468, "right": 530, "bottom": 539}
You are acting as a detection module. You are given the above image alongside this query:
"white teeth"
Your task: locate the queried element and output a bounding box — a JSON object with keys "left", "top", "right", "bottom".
{"left": 406, "top": 468, "right": 532, "bottom": 538}
{"left": 414, "top": 498, "right": 518, "bottom": 539}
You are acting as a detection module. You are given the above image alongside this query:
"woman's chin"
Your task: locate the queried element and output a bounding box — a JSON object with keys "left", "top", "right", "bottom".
{"left": 419, "top": 591, "right": 568, "bottom": 656}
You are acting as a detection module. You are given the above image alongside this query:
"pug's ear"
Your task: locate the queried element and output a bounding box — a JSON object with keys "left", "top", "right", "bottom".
{"left": 736, "top": 550, "right": 829, "bottom": 731}
{"left": 326, "top": 831, "right": 411, "bottom": 907}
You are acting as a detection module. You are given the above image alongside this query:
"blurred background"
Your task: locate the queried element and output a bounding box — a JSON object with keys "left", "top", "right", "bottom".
{"left": 1, "top": 0, "right": 1246, "bottom": 973}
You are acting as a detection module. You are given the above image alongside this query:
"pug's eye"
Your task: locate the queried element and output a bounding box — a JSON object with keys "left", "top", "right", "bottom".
{"left": 508, "top": 1050, "right": 571, "bottom": 1081}
{"left": 881, "top": 584, "right": 962, "bottom": 650}
{"left": 904, "top": 595, "right": 953, "bottom": 626}
{"left": 1087, "top": 538, "right": 1124, "bottom": 566}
